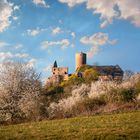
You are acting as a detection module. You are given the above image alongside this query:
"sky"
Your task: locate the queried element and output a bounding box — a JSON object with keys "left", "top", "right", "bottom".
{"left": 0, "top": 0, "right": 140, "bottom": 81}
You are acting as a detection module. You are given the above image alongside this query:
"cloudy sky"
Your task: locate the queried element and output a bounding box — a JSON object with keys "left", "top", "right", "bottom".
{"left": 0, "top": 0, "right": 140, "bottom": 80}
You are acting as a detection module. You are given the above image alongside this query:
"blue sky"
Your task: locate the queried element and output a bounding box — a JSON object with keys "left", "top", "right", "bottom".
{"left": 0, "top": 0, "right": 140, "bottom": 81}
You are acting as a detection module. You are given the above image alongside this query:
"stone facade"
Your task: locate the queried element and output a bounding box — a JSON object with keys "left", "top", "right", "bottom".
{"left": 75, "top": 52, "right": 86, "bottom": 70}
{"left": 93, "top": 65, "right": 124, "bottom": 81}
{"left": 52, "top": 67, "right": 68, "bottom": 77}
{"left": 46, "top": 61, "right": 70, "bottom": 86}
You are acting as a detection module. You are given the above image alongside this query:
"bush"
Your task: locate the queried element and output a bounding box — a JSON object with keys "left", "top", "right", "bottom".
{"left": 62, "top": 74, "right": 85, "bottom": 86}
{"left": 47, "top": 85, "right": 63, "bottom": 95}
{"left": 135, "top": 80, "right": 140, "bottom": 94}
{"left": 84, "top": 68, "right": 99, "bottom": 83}
{"left": 47, "top": 74, "right": 140, "bottom": 119}
{"left": 120, "top": 88, "right": 135, "bottom": 102}
{"left": 104, "top": 88, "right": 136, "bottom": 104}
{"left": 77, "top": 65, "right": 92, "bottom": 72}
{"left": 77, "top": 97, "right": 106, "bottom": 111}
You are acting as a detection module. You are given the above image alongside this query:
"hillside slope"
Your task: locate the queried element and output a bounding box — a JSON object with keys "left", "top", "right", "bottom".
{"left": 0, "top": 111, "right": 140, "bottom": 140}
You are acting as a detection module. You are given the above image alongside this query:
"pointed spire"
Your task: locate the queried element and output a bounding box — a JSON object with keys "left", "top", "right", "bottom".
{"left": 53, "top": 60, "right": 57, "bottom": 67}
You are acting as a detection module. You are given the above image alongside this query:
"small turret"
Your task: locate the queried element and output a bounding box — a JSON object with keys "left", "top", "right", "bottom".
{"left": 53, "top": 60, "right": 57, "bottom": 68}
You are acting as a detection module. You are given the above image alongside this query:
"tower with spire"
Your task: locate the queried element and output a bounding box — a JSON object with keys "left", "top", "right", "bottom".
{"left": 53, "top": 60, "right": 57, "bottom": 68}
{"left": 47, "top": 60, "right": 69, "bottom": 86}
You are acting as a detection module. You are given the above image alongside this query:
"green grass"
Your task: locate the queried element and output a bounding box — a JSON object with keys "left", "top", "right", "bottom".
{"left": 0, "top": 111, "right": 140, "bottom": 140}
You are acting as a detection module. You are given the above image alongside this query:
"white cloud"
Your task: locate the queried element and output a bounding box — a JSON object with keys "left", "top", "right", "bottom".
{"left": 0, "top": 41, "right": 30, "bottom": 61}
{"left": 32, "top": 0, "right": 50, "bottom": 8}
{"left": 51, "top": 27, "right": 63, "bottom": 35}
{"left": 87, "top": 46, "right": 99, "bottom": 59}
{"left": 13, "top": 5, "right": 20, "bottom": 10}
{"left": 14, "top": 53, "right": 29, "bottom": 58}
{"left": 61, "top": 39, "right": 70, "bottom": 49}
{"left": 117, "top": 0, "right": 140, "bottom": 27}
{"left": 26, "top": 28, "right": 47, "bottom": 36}
{"left": 86, "top": 0, "right": 118, "bottom": 28}
{"left": 27, "top": 58, "right": 37, "bottom": 67}
{"left": 58, "top": 0, "right": 86, "bottom": 7}
{"left": 58, "top": 0, "right": 140, "bottom": 28}
{"left": 0, "top": 0, "right": 19, "bottom": 32}
{"left": 13, "top": 16, "right": 18, "bottom": 20}
{"left": 27, "top": 29, "right": 39, "bottom": 36}
{"left": 0, "top": 52, "right": 29, "bottom": 61}
{"left": 41, "top": 39, "right": 70, "bottom": 49}
{"left": 14, "top": 44, "right": 23, "bottom": 49}
{"left": 71, "top": 32, "right": 76, "bottom": 38}
{"left": 80, "top": 32, "right": 110, "bottom": 46}
{"left": 80, "top": 32, "right": 117, "bottom": 58}
{"left": 0, "top": 41, "right": 9, "bottom": 48}
{"left": 0, "top": 42, "right": 24, "bottom": 50}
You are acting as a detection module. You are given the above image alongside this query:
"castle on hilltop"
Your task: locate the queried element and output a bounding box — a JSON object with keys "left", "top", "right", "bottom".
{"left": 46, "top": 60, "right": 70, "bottom": 87}
{"left": 46, "top": 52, "right": 124, "bottom": 86}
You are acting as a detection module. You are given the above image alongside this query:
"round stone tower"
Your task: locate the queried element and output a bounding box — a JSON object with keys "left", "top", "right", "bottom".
{"left": 75, "top": 52, "right": 86, "bottom": 70}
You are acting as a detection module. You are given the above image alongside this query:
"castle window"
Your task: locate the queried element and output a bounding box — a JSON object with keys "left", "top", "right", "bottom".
{"left": 53, "top": 72, "right": 55, "bottom": 75}
{"left": 65, "top": 72, "right": 67, "bottom": 74}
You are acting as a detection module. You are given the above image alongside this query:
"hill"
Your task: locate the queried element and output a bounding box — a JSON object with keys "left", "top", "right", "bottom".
{"left": 0, "top": 111, "right": 140, "bottom": 140}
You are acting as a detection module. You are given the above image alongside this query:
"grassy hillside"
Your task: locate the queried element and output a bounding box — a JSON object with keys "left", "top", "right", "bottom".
{"left": 0, "top": 111, "right": 140, "bottom": 140}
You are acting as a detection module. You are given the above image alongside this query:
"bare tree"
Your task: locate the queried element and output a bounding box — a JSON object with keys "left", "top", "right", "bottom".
{"left": 0, "top": 62, "right": 42, "bottom": 123}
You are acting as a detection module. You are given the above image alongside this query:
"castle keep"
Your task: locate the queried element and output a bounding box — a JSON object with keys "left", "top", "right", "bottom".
{"left": 75, "top": 52, "right": 86, "bottom": 70}
{"left": 46, "top": 52, "right": 123, "bottom": 86}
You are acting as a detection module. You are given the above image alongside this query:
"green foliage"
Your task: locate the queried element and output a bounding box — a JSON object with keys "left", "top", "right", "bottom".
{"left": 120, "top": 88, "right": 136, "bottom": 102}
{"left": 61, "top": 74, "right": 85, "bottom": 87}
{"left": 135, "top": 80, "right": 140, "bottom": 94}
{"left": 84, "top": 68, "right": 99, "bottom": 83}
{"left": 69, "top": 74, "right": 84, "bottom": 85}
{"left": 77, "top": 65, "right": 92, "bottom": 72}
{"left": 44, "top": 85, "right": 64, "bottom": 105}
{"left": 104, "top": 88, "right": 136, "bottom": 103}
{"left": 77, "top": 97, "right": 106, "bottom": 111}
{"left": 0, "top": 112, "right": 140, "bottom": 140}
{"left": 60, "top": 67, "right": 99, "bottom": 88}
{"left": 47, "top": 85, "right": 63, "bottom": 95}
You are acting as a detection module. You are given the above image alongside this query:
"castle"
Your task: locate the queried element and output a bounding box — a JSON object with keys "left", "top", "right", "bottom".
{"left": 46, "top": 52, "right": 123, "bottom": 86}
{"left": 46, "top": 60, "right": 70, "bottom": 86}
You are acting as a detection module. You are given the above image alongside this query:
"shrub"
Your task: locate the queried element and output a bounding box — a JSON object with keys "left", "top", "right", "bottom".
{"left": 135, "top": 80, "right": 140, "bottom": 94}
{"left": 120, "top": 88, "right": 135, "bottom": 102}
{"left": 84, "top": 68, "right": 99, "bottom": 83}
{"left": 47, "top": 74, "right": 140, "bottom": 119}
{"left": 47, "top": 84, "right": 89, "bottom": 118}
{"left": 63, "top": 74, "right": 84, "bottom": 86}
{"left": 47, "top": 85, "right": 63, "bottom": 95}
{"left": 77, "top": 65, "right": 92, "bottom": 72}
{"left": 77, "top": 97, "right": 106, "bottom": 112}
